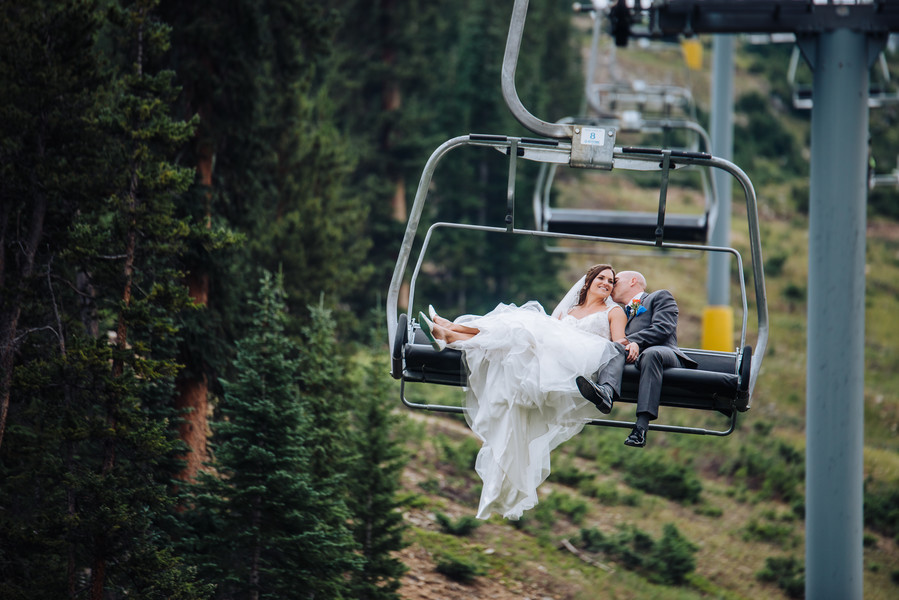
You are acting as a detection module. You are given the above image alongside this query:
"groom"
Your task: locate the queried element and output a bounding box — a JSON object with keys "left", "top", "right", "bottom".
{"left": 575, "top": 271, "right": 697, "bottom": 447}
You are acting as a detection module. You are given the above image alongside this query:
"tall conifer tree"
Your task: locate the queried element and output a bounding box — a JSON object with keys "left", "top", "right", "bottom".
{"left": 0, "top": 0, "right": 206, "bottom": 597}
{"left": 181, "top": 271, "right": 358, "bottom": 599}
{"left": 346, "top": 359, "right": 409, "bottom": 600}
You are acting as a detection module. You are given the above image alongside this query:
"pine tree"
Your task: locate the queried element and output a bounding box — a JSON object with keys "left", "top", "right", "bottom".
{"left": 0, "top": 1, "right": 208, "bottom": 597}
{"left": 346, "top": 358, "right": 410, "bottom": 599}
{"left": 298, "top": 298, "right": 356, "bottom": 488}
{"left": 181, "top": 271, "right": 358, "bottom": 599}
{"left": 157, "top": 0, "right": 369, "bottom": 472}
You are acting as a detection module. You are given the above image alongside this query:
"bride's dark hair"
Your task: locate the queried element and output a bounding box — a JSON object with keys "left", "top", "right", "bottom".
{"left": 576, "top": 264, "right": 616, "bottom": 306}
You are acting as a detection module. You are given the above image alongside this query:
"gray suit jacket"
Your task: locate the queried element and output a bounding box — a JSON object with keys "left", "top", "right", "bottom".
{"left": 625, "top": 290, "right": 697, "bottom": 368}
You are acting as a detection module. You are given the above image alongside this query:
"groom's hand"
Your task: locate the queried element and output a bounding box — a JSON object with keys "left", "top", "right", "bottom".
{"left": 624, "top": 341, "right": 639, "bottom": 363}
{"left": 614, "top": 338, "right": 640, "bottom": 362}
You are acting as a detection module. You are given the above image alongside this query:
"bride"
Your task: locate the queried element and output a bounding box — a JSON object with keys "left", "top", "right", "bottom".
{"left": 419, "top": 264, "right": 626, "bottom": 519}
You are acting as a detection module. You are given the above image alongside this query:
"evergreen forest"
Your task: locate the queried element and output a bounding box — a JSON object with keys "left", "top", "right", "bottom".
{"left": 1, "top": 1, "right": 898, "bottom": 599}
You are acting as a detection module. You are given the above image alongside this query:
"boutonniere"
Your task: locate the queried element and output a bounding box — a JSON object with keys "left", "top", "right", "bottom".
{"left": 628, "top": 297, "right": 647, "bottom": 317}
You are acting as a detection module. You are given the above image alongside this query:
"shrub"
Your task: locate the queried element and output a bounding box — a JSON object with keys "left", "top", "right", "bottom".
{"left": 576, "top": 523, "right": 698, "bottom": 584}
{"left": 622, "top": 452, "right": 702, "bottom": 504}
{"left": 434, "top": 552, "right": 484, "bottom": 584}
{"left": 864, "top": 478, "right": 899, "bottom": 538}
{"left": 549, "top": 462, "right": 593, "bottom": 487}
{"left": 546, "top": 491, "right": 589, "bottom": 524}
{"left": 742, "top": 518, "right": 799, "bottom": 549}
{"left": 720, "top": 439, "right": 804, "bottom": 503}
{"left": 646, "top": 524, "right": 699, "bottom": 585}
{"left": 579, "top": 479, "right": 621, "bottom": 504}
{"left": 438, "top": 436, "right": 480, "bottom": 473}
{"left": 765, "top": 253, "right": 788, "bottom": 277}
{"left": 757, "top": 556, "right": 805, "bottom": 599}
{"left": 435, "top": 512, "right": 481, "bottom": 536}
{"left": 578, "top": 527, "right": 608, "bottom": 553}
{"left": 693, "top": 503, "right": 723, "bottom": 518}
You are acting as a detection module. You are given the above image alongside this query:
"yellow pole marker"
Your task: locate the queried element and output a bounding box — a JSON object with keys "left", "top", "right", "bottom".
{"left": 681, "top": 38, "right": 703, "bottom": 71}
{"left": 701, "top": 305, "right": 734, "bottom": 351}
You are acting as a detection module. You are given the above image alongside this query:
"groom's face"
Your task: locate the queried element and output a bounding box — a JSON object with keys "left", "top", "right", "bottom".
{"left": 611, "top": 277, "right": 628, "bottom": 304}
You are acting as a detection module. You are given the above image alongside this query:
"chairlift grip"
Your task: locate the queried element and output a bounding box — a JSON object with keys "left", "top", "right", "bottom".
{"left": 655, "top": 150, "right": 672, "bottom": 246}
{"left": 506, "top": 139, "right": 519, "bottom": 231}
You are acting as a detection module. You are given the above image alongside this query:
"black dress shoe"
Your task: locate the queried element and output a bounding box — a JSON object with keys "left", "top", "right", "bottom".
{"left": 624, "top": 426, "right": 646, "bottom": 448}
{"left": 575, "top": 376, "right": 613, "bottom": 414}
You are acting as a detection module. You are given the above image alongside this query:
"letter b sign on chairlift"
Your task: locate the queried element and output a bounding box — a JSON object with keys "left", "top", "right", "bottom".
{"left": 571, "top": 126, "right": 616, "bottom": 170}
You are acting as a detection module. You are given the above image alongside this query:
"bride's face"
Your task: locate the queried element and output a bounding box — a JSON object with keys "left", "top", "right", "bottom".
{"left": 588, "top": 269, "right": 615, "bottom": 301}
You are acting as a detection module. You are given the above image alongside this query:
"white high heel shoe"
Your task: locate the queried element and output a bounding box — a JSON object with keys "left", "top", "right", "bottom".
{"left": 418, "top": 312, "right": 446, "bottom": 351}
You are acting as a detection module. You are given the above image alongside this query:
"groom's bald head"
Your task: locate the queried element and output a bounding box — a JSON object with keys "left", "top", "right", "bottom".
{"left": 612, "top": 271, "right": 646, "bottom": 304}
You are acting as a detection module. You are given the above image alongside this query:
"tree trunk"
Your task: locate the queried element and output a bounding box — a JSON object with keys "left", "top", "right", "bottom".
{"left": 91, "top": 166, "right": 138, "bottom": 600}
{"left": 174, "top": 366, "right": 209, "bottom": 481}
{"left": 0, "top": 193, "right": 47, "bottom": 449}
{"left": 250, "top": 497, "right": 262, "bottom": 600}
{"left": 174, "top": 144, "right": 213, "bottom": 482}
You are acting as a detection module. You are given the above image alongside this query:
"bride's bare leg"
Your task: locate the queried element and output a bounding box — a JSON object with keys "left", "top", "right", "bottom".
{"left": 432, "top": 322, "right": 479, "bottom": 344}
{"left": 431, "top": 312, "right": 480, "bottom": 335}
{"left": 447, "top": 322, "right": 480, "bottom": 335}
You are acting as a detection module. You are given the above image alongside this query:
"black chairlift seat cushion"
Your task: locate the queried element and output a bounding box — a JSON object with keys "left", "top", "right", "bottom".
{"left": 393, "top": 314, "right": 752, "bottom": 415}
{"left": 545, "top": 208, "right": 708, "bottom": 243}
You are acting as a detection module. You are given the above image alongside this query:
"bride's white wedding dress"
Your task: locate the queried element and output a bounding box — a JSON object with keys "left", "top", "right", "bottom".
{"left": 448, "top": 294, "right": 618, "bottom": 520}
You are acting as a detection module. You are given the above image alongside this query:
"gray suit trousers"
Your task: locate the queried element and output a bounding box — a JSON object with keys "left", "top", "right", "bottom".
{"left": 593, "top": 344, "right": 686, "bottom": 420}
{"left": 634, "top": 345, "right": 683, "bottom": 419}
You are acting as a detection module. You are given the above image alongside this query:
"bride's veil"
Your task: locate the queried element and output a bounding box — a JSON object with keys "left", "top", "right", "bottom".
{"left": 550, "top": 274, "right": 617, "bottom": 319}
{"left": 551, "top": 275, "right": 585, "bottom": 319}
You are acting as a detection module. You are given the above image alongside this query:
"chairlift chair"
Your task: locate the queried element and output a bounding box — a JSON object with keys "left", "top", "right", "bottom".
{"left": 386, "top": 0, "right": 768, "bottom": 437}
{"left": 387, "top": 133, "right": 767, "bottom": 436}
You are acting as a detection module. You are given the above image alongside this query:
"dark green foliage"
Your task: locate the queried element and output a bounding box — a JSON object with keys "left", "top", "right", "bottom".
{"left": 578, "top": 479, "right": 642, "bottom": 506}
{"left": 434, "top": 552, "right": 485, "bottom": 584}
{"left": 435, "top": 512, "right": 483, "bottom": 537}
{"left": 373, "top": 0, "right": 577, "bottom": 318}
{"left": 181, "top": 271, "right": 358, "bottom": 599}
{"left": 757, "top": 556, "right": 805, "bottom": 599}
{"left": 159, "top": 0, "right": 368, "bottom": 346}
{"left": 765, "top": 253, "right": 789, "bottom": 277}
{"left": 720, "top": 436, "right": 805, "bottom": 503}
{"left": 864, "top": 478, "right": 899, "bottom": 539}
{"left": 742, "top": 518, "right": 799, "bottom": 549}
{"left": 733, "top": 90, "right": 808, "bottom": 184}
{"left": 576, "top": 523, "right": 698, "bottom": 585}
{"left": 545, "top": 491, "right": 590, "bottom": 525}
{"left": 438, "top": 435, "right": 481, "bottom": 473}
{"left": 548, "top": 462, "right": 594, "bottom": 487}
{"left": 0, "top": 1, "right": 207, "bottom": 597}
{"left": 346, "top": 359, "right": 410, "bottom": 599}
{"left": 645, "top": 524, "right": 699, "bottom": 585}
{"left": 620, "top": 451, "right": 703, "bottom": 504}
{"left": 298, "top": 298, "right": 355, "bottom": 490}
